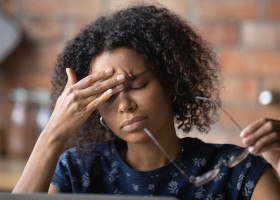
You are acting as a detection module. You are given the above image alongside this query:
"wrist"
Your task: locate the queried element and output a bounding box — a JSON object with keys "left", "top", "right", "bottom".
{"left": 35, "top": 125, "right": 69, "bottom": 156}
{"left": 43, "top": 118, "right": 73, "bottom": 143}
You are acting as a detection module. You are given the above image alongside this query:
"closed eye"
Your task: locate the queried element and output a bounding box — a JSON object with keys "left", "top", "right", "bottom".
{"left": 105, "top": 82, "right": 148, "bottom": 103}
{"left": 129, "top": 82, "right": 148, "bottom": 90}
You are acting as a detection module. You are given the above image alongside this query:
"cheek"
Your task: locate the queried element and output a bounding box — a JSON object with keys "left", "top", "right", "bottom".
{"left": 99, "top": 111, "right": 120, "bottom": 134}
{"left": 97, "top": 105, "right": 116, "bottom": 127}
{"left": 98, "top": 105, "right": 113, "bottom": 116}
{"left": 140, "top": 86, "right": 172, "bottom": 115}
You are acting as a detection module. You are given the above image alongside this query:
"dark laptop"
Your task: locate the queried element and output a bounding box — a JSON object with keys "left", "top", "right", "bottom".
{"left": 0, "top": 193, "right": 178, "bottom": 200}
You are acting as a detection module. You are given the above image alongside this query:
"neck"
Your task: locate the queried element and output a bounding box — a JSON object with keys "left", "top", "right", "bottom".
{"left": 124, "top": 129, "right": 182, "bottom": 171}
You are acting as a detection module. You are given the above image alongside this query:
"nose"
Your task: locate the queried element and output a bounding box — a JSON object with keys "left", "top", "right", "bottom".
{"left": 117, "top": 91, "right": 137, "bottom": 113}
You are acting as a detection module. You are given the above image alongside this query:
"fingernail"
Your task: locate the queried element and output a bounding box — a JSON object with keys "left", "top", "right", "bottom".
{"left": 106, "top": 88, "right": 113, "bottom": 94}
{"left": 117, "top": 75, "right": 125, "bottom": 82}
{"left": 240, "top": 131, "right": 244, "bottom": 137}
{"left": 240, "top": 130, "right": 247, "bottom": 137}
{"left": 248, "top": 146, "right": 255, "bottom": 153}
{"left": 105, "top": 68, "right": 113, "bottom": 74}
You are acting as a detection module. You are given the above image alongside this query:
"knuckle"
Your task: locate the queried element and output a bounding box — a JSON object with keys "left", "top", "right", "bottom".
{"left": 73, "top": 102, "right": 85, "bottom": 113}
{"left": 110, "top": 77, "right": 116, "bottom": 85}
{"left": 70, "top": 102, "right": 79, "bottom": 111}
{"left": 93, "top": 83, "right": 101, "bottom": 91}
{"left": 84, "top": 76, "right": 93, "bottom": 85}
{"left": 96, "top": 93, "right": 102, "bottom": 98}
{"left": 66, "top": 87, "right": 74, "bottom": 94}
{"left": 92, "top": 100, "right": 99, "bottom": 108}
{"left": 68, "top": 92, "right": 78, "bottom": 102}
{"left": 74, "top": 103, "right": 81, "bottom": 110}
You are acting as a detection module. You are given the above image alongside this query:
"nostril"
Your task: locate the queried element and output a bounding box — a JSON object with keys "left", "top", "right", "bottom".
{"left": 118, "top": 98, "right": 137, "bottom": 113}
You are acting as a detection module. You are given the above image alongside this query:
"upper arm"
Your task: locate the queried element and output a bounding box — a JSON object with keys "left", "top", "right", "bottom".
{"left": 48, "top": 184, "right": 61, "bottom": 194}
{"left": 251, "top": 166, "right": 280, "bottom": 200}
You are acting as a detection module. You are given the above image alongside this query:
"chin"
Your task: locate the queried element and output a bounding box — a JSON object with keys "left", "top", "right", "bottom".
{"left": 119, "top": 130, "right": 150, "bottom": 144}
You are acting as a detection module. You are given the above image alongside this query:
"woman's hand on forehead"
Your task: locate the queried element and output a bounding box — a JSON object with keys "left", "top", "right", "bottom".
{"left": 47, "top": 67, "right": 125, "bottom": 140}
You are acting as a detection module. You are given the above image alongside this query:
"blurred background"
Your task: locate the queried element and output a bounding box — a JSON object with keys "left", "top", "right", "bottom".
{"left": 0, "top": 0, "right": 280, "bottom": 192}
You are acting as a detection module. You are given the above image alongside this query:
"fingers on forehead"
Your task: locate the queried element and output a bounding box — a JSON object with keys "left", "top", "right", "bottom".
{"left": 75, "top": 69, "right": 113, "bottom": 88}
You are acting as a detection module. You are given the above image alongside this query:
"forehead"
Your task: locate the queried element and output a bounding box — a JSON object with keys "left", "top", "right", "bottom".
{"left": 90, "top": 48, "right": 149, "bottom": 74}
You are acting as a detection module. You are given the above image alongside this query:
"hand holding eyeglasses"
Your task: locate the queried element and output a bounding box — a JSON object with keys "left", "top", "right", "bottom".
{"left": 145, "top": 97, "right": 280, "bottom": 187}
{"left": 240, "top": 118, "right": 280, "bottom": 176}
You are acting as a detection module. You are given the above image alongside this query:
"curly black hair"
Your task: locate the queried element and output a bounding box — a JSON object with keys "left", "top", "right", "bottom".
{"left": 51, "top": 3, "right": 221, "bottom": 148}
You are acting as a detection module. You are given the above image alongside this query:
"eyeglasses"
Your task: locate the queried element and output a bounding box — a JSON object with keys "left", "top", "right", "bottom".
{"left": 143, "top": 96, "right": 250, "bottom": 187}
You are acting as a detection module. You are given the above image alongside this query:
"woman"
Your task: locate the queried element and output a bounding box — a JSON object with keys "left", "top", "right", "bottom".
{"left": 13, "top": 4, "right": 280, "bottom": 199}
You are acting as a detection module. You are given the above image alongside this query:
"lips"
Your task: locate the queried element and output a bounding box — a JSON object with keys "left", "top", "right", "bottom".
{"left": 120, "top": 116, "right": 148, "bottom": 132}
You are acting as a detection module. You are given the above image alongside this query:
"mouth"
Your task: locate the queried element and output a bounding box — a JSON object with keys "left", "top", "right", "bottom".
{"left": 120, "top": 116, "right": 148, "bottom": 132}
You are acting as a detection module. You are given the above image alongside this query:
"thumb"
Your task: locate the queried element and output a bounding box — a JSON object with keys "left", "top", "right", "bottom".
{"left": 65, "top": 68, "right": 77, "bottom": 88}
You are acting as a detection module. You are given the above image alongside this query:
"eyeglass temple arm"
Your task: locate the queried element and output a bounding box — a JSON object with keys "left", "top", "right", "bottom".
{"left": 195, "top": 96, "right": 243, "bottom": 131}
{"left": 196, "top": 96, "right": 250, "bottom": 168}
{"left": 143, "top": 128, "right": 189, "bottom": 178}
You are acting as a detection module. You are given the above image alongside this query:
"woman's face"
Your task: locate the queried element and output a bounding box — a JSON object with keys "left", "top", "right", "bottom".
{"left": 91, "top": 48, "right": 175, "bottom": 144}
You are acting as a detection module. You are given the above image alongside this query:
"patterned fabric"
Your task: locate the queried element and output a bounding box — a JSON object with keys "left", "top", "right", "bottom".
{"left": 51, "top": 137, "right": 268, "bottom": 199}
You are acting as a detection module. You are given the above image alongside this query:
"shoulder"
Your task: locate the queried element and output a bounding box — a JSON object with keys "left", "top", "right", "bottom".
{"left": 60, "top": 140, "right": 112, "bottom": 160}
{"left": 251, "top": 167, "right": 280, "bottom": 200}
{"left": 52, "top": 140, "right": 117, "bottom": 192}
{"left": 184, "top": 138, "right": 269, "bottom": 199}
{"left": 54, "top": 140, "right": 112, "bottom": 175}
{"left": 181, "top": 137, "right": 269, "bottom": 199}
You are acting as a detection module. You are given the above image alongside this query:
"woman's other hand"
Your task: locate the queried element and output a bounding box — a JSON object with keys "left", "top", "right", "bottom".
{"left": 240, "top": 118, "right": 280, "bottom": 176}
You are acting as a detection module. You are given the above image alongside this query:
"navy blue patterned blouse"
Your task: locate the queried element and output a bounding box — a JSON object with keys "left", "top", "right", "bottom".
{"left": 51, "top": 137, "right": 268, "bottom": 199}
